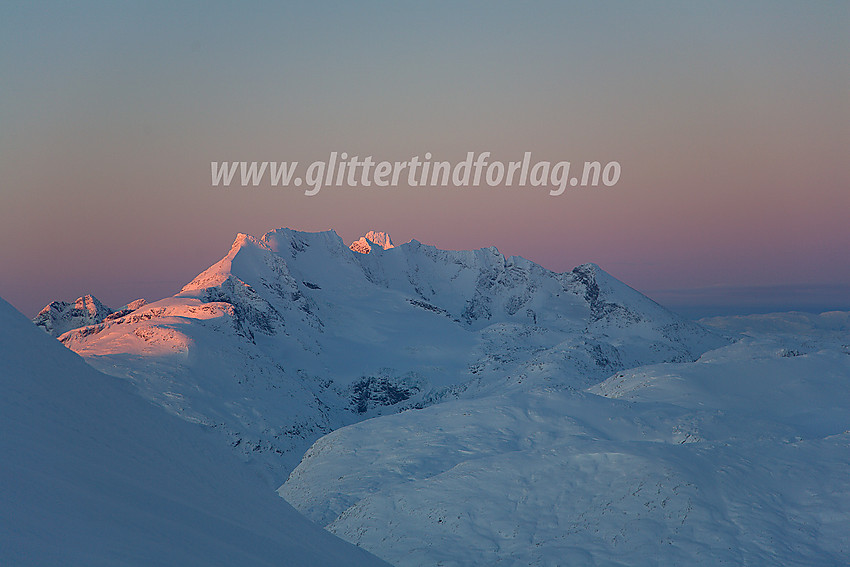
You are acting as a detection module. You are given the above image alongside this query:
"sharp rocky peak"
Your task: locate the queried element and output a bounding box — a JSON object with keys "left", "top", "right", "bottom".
{"left": 33, "top": 294, "right": 114, "bottom": 337}
{"left": 350, "top": 231, "right": 394, "bottom": 254}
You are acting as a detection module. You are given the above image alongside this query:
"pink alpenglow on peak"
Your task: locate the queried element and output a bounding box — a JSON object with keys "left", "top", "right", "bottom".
{"left": 350, "top": 231, "right": 395, "bottom": 254}
{"left": 33, "top": 295, "right": 113, "bottom": 337}
{"left": 125, "top": 298, "right": 148, "bottom": 311}
{"left": 33, "top": 295, "right": 150, "bottom": 337}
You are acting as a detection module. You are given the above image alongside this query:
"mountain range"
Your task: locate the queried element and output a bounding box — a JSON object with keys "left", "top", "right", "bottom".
{"left": 18, "top": 228, "right": 849, "bottom": 565}
{"left": 47, "top": 228, "right": 726, "bottom": 479}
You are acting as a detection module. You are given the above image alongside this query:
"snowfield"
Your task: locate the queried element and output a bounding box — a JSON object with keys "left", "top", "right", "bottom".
{"left": 51, "top": 228, "right": 726, "bottom": 480}
{"left": 281, "top": 316, "right": 850, "bottom": 566}
{"left": 0, "top": 296, "right": 388, "bottom": 566}
{"left": 21, "top": 228, "right": 849, "bottom": 565}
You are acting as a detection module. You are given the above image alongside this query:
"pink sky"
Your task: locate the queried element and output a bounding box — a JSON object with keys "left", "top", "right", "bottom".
{"left": 1, "top": 2, "right": 848, "bottom": 317}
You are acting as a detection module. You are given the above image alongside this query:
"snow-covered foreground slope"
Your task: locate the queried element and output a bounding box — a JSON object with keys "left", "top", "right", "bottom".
{"left": 0, "top": 296, "right": 388, "bottom": 567}
{"left": 281, "top": 317, "right": 850, "bottom": 566}
{"left": 58, "top": 228, "right": 726, "bottom": 479}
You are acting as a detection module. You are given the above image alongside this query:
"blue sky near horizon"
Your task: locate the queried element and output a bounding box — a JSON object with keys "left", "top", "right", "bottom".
{"left": 1, "top": 1, "right": 848, "bottom": 318}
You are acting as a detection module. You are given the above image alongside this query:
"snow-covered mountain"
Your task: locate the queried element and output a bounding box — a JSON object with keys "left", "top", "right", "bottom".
{"left": 56, "top": 228, "right": 726, "bottom": 481}
{"left": 281, "top": 314, "right": 850, "bottom": 566}
{"left": 17, "top": 227, "right": 847, "bottom": 565}
{"left": 33, "top": 294, "right": 116, "bottom": 336}
{"left": 33, "top": 295, "right": 148, "bottom": 337}
{"left": 350, "top": 230, "right": 395, "bottom": 254}
{"left": 0, "top": 295, "right": 389, "bottom": 567}
{"left": 54, "top": 228, "right": 727, "bottom": 478}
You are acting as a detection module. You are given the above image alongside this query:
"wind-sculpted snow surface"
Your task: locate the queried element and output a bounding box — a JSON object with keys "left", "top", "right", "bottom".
{"left": 281, "top": 319, "right": 850, "bottom": 566}
{"left": 0, "top": 296, "right": 389, "bottom": 567}
{"left": 58, "top": 228, "right": 726, "bottom": 479}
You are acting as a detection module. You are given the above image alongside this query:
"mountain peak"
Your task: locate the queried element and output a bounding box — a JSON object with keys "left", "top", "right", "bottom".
{"left": 350, "top": 231, "right": 394, "bottom": 254}
{"left": 33, "top": 295, "right": 114, "bottom": 337}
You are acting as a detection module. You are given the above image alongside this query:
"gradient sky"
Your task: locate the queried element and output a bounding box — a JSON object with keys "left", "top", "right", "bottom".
{"left": 1, "top": 1, "right": 848, "bottom": 318}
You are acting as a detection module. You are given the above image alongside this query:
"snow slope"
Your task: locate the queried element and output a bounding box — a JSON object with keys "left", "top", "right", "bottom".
{"left": 0, "top": 296, "right": 388, "bottom": 567}
{"left": 281, "top": 316, "right": 850, "bottom": 566}
{"left": 56, "top": 228, "right": 726, "bottom": 480}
